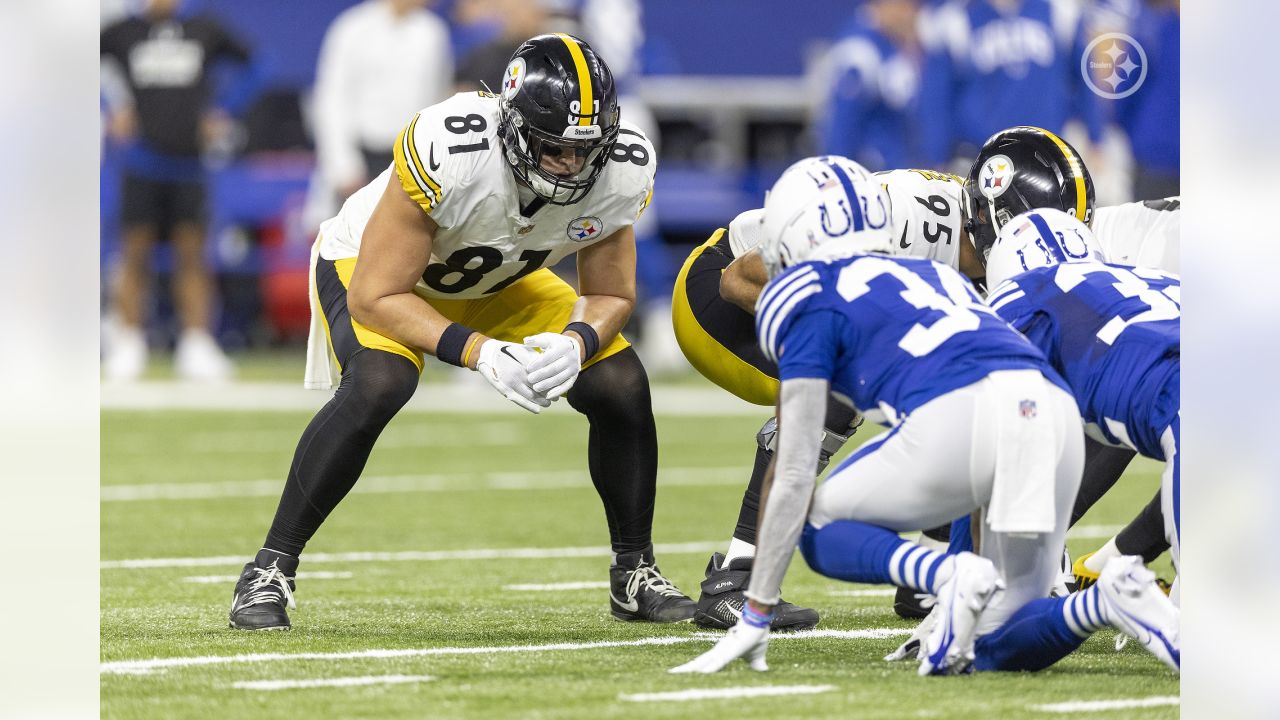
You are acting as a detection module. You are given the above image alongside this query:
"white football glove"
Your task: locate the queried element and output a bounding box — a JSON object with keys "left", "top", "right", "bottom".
{"left": 475, "top": 340, "right": 551, "bottom": 414}
{"left": 668, "top": 621, "right": 771, "bottom": 674}
{"left": 523, "top": 332, "right": 582, "bottom": 400}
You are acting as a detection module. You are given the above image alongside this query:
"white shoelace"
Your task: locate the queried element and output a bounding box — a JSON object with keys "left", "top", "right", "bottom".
{"left": 624, "top": 564, "right": 685, "bottom": 601}
{"left": 239, "top": 562, "right": 296, "bottom": 610}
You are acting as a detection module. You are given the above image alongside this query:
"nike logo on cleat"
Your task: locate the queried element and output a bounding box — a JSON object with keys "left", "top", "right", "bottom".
{"left": 610, "top": 591, "right": 639, "bottom": 613}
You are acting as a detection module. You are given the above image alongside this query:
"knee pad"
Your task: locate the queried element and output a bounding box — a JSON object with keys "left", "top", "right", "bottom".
{"left": 566, "top": 347, "right": 652, "bottom": 419}
{"left": 756, "top": 416, "right": 778, "bottom": 453}
{"left": 341, "top": 349, "right": 420, "bottom": 428}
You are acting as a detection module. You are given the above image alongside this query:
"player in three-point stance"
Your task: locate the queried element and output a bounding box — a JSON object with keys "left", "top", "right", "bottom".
{"left": 228, "top": 33, "right": 695, "bottom": 630}
{"left": 670, "top": 156, "right": 1178, "bottom": 677}
{"left": 983, "top": 207, "right": 1182, "bottom": 605}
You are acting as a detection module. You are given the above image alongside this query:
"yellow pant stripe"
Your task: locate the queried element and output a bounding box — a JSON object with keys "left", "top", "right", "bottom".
{"left": 557, "top": 33, "right": 594, "bottom": 126}
{"left": 670, "top": 229, "right": 779, "bottom": 407}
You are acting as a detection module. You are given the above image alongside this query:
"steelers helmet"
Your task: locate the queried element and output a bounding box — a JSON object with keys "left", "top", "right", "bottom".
{"left": 961, "top": 126, "right": 1095, "bottom": 266}
{"left": 497, "top": 33, "right": 620, "bottom": 205}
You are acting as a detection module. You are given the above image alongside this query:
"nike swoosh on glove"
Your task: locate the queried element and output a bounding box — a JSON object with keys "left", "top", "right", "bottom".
{"left": 475, "top": 340, "right": 551, "bottom": 414}
{"left": 523, "top": 332, "right": 582, "bottom": 400}
{"left": 669, "top": 621, "right": 770, "bottom": 674}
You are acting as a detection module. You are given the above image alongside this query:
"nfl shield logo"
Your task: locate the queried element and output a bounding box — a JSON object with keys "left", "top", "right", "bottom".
{"left": 1019, "top": 400, "right": 1038, "bottom": 419}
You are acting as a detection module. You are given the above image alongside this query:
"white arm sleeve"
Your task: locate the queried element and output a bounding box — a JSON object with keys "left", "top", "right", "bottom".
{"left": 744, "top": 377, "right": 829, "bottom": 606}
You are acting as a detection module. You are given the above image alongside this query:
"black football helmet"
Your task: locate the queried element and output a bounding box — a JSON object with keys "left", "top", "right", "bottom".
{"left": 961, "top": 126, "right": 1095, "bottom": 266}
{"left": 496, "top": 33, "right": 620, "bottom": 205}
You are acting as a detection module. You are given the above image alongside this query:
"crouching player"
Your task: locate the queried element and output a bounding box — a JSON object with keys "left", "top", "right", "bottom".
{"left": 670, "top": 156, "right": 1178, "bottom": 677}
{"left": 983, "top": 208, "right": 1182, "bottom": 604}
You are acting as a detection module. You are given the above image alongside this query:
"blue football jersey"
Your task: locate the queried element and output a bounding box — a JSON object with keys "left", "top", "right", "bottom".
{"left": 987, "top": 262, "right": 1179, "bottom": 459}
{"left": 755, "top": 254, "right": 1060, "bottom": 425}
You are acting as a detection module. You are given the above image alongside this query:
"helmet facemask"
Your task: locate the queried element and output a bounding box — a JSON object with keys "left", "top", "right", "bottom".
{"left": 499, "top": 101, "right": 618, "bottom": 205}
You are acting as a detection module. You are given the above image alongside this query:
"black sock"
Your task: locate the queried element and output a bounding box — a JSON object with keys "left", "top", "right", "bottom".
{"left": 566, "top": 348, "right": 657, "bottom": 555}
{"left": 262, "top": 350, "right": 419, "bottom": 556}
{"left": 1115, "top": 489, "right": 1170, "bottom": 563}
{"left": 1070, "top": 437, "right": 1138, "bottom": 526}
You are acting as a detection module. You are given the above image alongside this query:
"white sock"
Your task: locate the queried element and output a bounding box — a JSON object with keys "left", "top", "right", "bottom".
{"left": 1084, "top": 537, "right": 1121, "bottom": 574}
{"left": 725, "top": 537, "right": 756, "bottom": 564}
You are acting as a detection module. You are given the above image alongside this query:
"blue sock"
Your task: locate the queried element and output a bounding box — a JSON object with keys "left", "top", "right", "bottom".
{"left": 800, "top": 520, "right": 953, "bottom": 594}
{"left": 973, "top": 587, "right": 1107, "bottom": 672}
{"left": 948, "top": 515, "right": 973, "bottom": 554}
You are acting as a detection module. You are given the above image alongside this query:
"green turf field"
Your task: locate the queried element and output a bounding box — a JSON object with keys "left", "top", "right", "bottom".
{"left": 101, "top": 382, "right": 1179, "bottom": 719}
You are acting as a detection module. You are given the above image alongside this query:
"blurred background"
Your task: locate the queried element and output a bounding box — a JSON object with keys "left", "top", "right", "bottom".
{"left": 98, "top": 0, "right": 1179, "bottom": 382}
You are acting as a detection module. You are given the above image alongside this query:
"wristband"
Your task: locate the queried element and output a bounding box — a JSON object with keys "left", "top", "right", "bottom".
{"left": 436, "top": 323, "right": 476, "bottom": 368}
{"left": 563, "top": 321, "right": 600, "bottom": 360}
{"left": 740, "top": 602, "right": 775, "bottom": 629}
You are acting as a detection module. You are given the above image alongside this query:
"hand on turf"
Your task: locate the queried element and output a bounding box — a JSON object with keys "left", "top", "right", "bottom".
{"left": 523, "top": 332, "right": 582, "bottom": 400}
{"left": 669, "top": 621, "right": 770, "bottom": 674}
{"left": 475, "top": 340, "right": 552, "bottom": 414}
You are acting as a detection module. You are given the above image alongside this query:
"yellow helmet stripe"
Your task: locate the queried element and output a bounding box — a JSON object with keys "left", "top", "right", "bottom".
{"left": 556, "top": 33, "right": 594, "bottom": 126}
{"left": 1032, "top": 126, "right": 1087, "bottom": 222}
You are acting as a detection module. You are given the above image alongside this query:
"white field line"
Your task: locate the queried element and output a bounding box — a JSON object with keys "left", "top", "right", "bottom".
{"left": 827, "top": 588, "right": 896, "bottom": 597}
{"left": 101, "top": 466, "right": 751, "bottom": 502}
{"left": 1030, "top": 696, "right": 1179, "bottom": 713}
{"left": 101, "top": 381, "right": 765, "bottom": 416}
{"left": 102, "top": 524, "right": 1119, "bottom": 570}
{"left": 101, "top": 541, "right": 725, "bottom": 570}
{"left": 101, "top": 628, "right": 911, "bottom": 676}
{"left": 504, "top": 581, "right": 609, "bottom": 591}
{"left": 232, "top": 675, "right": 433, "bottom": 691}
{"left": 184, "top": 571, "right": 352, "bottom": 584}
{"left": 621, "top": 685, "right": 836, "bottom": 703}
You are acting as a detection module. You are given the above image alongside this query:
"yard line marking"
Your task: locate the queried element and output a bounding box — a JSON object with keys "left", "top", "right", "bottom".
{"left": 184, "top": 571, "right": 352, "bottom": 584}
{"left": 621, "top": 685, "right": 835, "bottom": 703}
{"left": 1030, "top": 696, "right": 1179, "bottom": 713}
{"left": 101, "top": 628, "right": 911, "bottom": 675}
{"left": 504, "top": 581, "right": 610, "bottom": 591}
{"left": 827, "top": 588, "right": 896, "bottom": 597}
{"left": 101, "top": 466, "right": 750, "bottom": 502}
{"left": 101, "top": 541, "right": 725, "bottom": 570}
{"left": 1066, "top": 524, "right": 1123, "bottom": 539}
{"left": 101, "top": 381, "right": 765, "bottom": 416}
{"left": 232, "top": 675, "right": 433, "bottom": 691}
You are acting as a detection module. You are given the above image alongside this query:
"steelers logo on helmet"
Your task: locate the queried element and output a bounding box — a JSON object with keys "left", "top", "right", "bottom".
{"left": 979, "top": 155, "right": 1015, "bottom": 200}
{"left": 566, "top": 216, "right": 604, "bottom": 242}
{"left": 502, "top": 57, "right": 526, "bottom": 100}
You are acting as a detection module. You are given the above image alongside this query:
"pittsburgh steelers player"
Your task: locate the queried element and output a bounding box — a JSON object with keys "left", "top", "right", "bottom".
{"left": 228, "top": 34, "right": 696, "bottom": 630}
{"left": 675, "top": 127, "right": 1179, "bottom": 629}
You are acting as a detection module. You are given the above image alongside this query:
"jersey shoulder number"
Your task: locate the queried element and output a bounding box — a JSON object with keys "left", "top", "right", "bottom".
{"left": 393, "top": 93, "right": 498, "bottom": 219}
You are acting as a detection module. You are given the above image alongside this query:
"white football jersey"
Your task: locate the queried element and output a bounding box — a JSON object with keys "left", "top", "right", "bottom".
{"left": 876, "top": 169, "right": 966, "bottom": 267}
{"left": 1092, "top": 197, "right": 1180, "bottom": 274}
{"left": 318, "top": 91, "right": 656, "bottom": 300}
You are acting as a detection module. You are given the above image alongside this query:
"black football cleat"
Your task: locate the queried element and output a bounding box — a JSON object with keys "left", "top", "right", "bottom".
{"left": 893, "top": 585, "right": 935, "bottom": 620}
{"left": 609, "top": 550, "right": 697, "bottom": 623}
{"left": 228, "top": 550, "right": 298, "bottom": 631}
{"left": 694, "top": 553, "right": 819, "bottom": 631}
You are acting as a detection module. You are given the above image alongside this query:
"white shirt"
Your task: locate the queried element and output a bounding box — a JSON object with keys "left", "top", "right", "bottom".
{"left": 319, "top": 92, "right": 657, "bottom": 301}
{"left": 311, "top": 0, "right": 453, "bottom": 190}
{"left": 1092, "top": 198, "right": 1181, "bottom": 273}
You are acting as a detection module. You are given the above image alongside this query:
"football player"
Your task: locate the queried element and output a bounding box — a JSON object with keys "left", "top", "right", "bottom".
{"left": 674, "top": 126, "right": 1177, "bottom": 625}
{"left": 228, "top": 34, "right": 696, "bottom": 630}
{"left": 670, "top": 156, "right": 1178, "bottom": 677}
{"left": 983, "top": 208, "right": 1182, "bottom": 603}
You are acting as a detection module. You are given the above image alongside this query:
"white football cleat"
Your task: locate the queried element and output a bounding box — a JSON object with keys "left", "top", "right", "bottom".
{"left": 1097, "top": 555, "right": 1180, "bottom": 673}
{"left": 175, "top": 329, "right": 234, "bottom": 382}
{"left": 919, "top": 552, "right": 1003, "bottom": 676}
{"left": 105, "top": 323, "right": 148, "bottom": 382}
{"left": 885, "top": 604, "right": 936, "bottom": 662}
